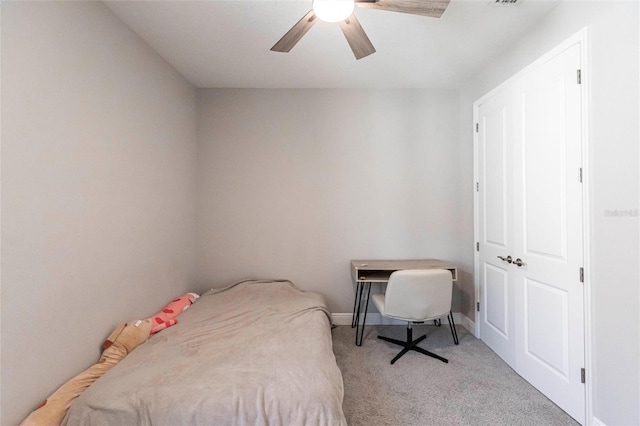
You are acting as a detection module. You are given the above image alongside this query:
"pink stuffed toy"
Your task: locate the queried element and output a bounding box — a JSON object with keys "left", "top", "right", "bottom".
{"left": 147, "top": 292, "right": 199, "bottom": 334}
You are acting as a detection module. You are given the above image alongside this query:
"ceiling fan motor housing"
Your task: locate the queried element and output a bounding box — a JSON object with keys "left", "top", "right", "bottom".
{"left": 313, "top": 0, "right": 356, "bottom": 23}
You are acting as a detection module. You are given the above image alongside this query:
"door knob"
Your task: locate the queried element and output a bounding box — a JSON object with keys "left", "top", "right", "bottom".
{"left": 513, "top": 258, "right": 525, "bottom": 267}
{"left": 497, "top": 255, "right": 512, "bottom": 263}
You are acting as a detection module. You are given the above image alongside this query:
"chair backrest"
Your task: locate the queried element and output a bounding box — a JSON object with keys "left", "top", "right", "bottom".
{"left": 383, "top": 269, "right": 453, "bottom": 322}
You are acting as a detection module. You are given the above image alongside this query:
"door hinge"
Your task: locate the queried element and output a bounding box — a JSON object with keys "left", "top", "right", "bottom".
{"left": 579, "top": 167, "right": 583, "bottom": 183}
{"left": 477, "top": 302, "right": 480, "bottom": 312}
{"left": 581, "top": 368, "right": 586, "bottom": 383}
{"left": 580, "top": 267, "right": 584, "bottom": 283}
{"left": 577, "top": 69, "right": 582, "bottom": 84}
{"left": 476, "top": 242, "right": 480, "bottom": 252}
{"left": 475, "top": 123, "right": 479, "bottom": 132}
{"left": 476, "top": 182, "right": 479, "bottom": 192}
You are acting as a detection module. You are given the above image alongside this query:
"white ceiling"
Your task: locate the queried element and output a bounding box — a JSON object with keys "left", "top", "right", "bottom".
{"left": 105, "top": 0, "right": 562, "bottom": 89}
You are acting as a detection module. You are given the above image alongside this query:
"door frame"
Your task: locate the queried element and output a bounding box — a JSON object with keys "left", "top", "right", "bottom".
{"left": 472, "top": 27, "right": 592, "bottom": 423}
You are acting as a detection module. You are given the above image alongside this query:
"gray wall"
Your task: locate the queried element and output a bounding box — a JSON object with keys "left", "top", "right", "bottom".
{"left": 195, "top": 89, "right": 465, "bottom": 313}
{"left": 458, "top": 2, "right": 639, "bottom": 424}
{"left": 1, "top": 3, "right": 198, "bottom": 424}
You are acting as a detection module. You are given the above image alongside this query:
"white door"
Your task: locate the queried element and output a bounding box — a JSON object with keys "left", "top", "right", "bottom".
{"left": 476, "top": 40, "right": 585, "bottom": 424}
{"left": 477, "top": 87, "right": 516, "bottom": 366}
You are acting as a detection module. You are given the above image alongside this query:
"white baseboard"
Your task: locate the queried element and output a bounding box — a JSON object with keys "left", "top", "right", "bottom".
{"left": 331, "top": 313, "right": 406, "bottom": 326}
{"left": 460, "top": 314, "right": 477, "bottom": 337}
{"left": 330, "top": 313, "right": 359, "bottom": 326}
{"left": 592, "top": 416, "right": 606, "bottom": 426}
{"left": 332, "top": 312, "right": 476, "bottom": 336}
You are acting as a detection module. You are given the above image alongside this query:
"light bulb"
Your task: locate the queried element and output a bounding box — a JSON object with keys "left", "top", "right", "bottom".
{"left": 312, "top": 0, "right": 355, "bottom": 23}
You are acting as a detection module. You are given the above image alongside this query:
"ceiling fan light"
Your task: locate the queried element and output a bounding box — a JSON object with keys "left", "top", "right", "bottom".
{"left": 312, "top": 0, "right": 355, "bottom": 23}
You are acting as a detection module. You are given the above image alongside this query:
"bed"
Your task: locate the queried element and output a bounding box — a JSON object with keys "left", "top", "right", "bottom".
{"left": 62, "top": 280, "right": 347, "bottom": 426}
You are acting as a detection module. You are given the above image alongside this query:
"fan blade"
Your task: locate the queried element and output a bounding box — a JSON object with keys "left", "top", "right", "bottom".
{"left": 338, "top": 14, "right": 376, "bottom": 60}
{"left": 271, "top": 10, "right": 318, "bottom": 53}
{"left": 356, "top": 0, "right": 450, "bottom": 18}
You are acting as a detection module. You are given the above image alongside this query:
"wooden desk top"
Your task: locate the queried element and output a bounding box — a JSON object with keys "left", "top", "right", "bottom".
{"left": 350, "top": 259, "right": 457, "bottom": 283}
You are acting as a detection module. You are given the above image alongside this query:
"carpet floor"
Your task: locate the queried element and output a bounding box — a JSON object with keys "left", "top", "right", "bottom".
{"left": 332, "top": 324, "right": 579, "bottom": 426}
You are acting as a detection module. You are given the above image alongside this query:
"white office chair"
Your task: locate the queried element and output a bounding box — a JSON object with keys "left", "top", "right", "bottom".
{"left": 372, "top": 269, "right": 458, "bottom": 364}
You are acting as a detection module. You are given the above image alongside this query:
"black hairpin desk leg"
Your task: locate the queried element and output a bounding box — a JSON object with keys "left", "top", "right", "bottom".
{"left": 351, "top": 281, "right": 363, "bottom": 328}
{"left": 355, "top": 282, "right": 372, "bottom": 346}
{"left": 447, "top": 310, "right": 459, "bottom": 345}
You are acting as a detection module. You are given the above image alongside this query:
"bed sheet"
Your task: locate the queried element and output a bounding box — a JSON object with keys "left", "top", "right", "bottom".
{"left": 63, "top": 280, "right": 346, "bottom": 426}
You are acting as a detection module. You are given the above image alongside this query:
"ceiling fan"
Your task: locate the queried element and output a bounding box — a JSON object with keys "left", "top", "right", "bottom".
{"left": 271, "top": 0, "right": 450, "bottom": 60}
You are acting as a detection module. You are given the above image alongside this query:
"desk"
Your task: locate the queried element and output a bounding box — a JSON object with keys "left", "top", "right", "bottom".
{"left": 351, "top": 259, "right": 457, "bottom": 346}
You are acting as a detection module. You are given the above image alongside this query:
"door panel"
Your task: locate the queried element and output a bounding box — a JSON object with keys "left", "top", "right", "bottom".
{"left": 483, "top": 104, "right": 509, "bottom": 248}
{"left": 524, "top": 278, "right": 569, "bottom": 378}
{"left": 484, "top": 264, "right": 509, "bottom": 338}
{"left": 522, "top": 76, "right": 568, "bottom": 259}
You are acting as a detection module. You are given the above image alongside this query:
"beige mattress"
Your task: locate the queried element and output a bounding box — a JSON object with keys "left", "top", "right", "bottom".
{"left": 62, "top": 280, "right": 347, "bottom": 426}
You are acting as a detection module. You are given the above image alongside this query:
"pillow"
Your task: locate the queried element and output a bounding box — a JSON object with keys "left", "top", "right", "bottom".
{"left": 148, "top": 292, "right": 199, "bottom": 334}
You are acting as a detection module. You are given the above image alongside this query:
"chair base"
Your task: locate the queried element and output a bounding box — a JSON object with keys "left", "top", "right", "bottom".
{"left": 378, "top": 326, "right": 448, "bottom": 365}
